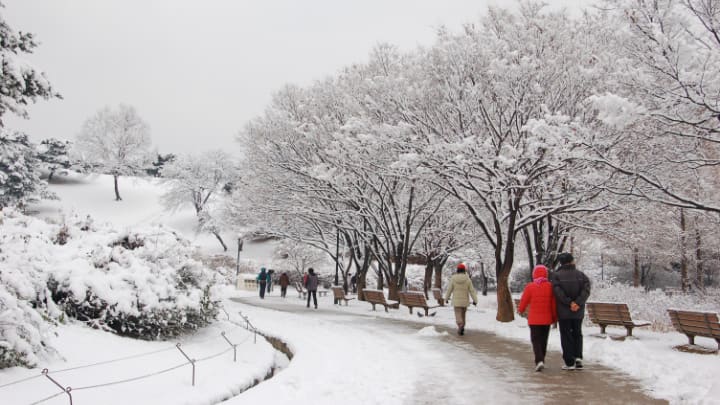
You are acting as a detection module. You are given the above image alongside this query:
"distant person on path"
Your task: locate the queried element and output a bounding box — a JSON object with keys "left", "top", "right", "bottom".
{"left": 279, "top": 272, "right": 290, "bottom": 298}
{"left": 303, "top": 271, "right": 309, "bottom": 288}
{"left": 306, "top": 268, "right": 319, "bottom": 309}
{"left": 444, "top": 263, "right": 478, "bottom": 336}
{"left": 350, "top": 273, "right": 357, "bottom": 293}
{"left": 518, "top": 264, "right": 557, "bottom": 372}
{"left": 266, "top": 269, "right": 274, "bottom": 294}
{"left": 550, "top": 252, "right": 591, "bottom": 370}
{"left": 257, "top": 267, "right": 268, "bottom": 299}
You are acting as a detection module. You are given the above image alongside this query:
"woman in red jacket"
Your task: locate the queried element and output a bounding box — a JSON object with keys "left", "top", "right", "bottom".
{"left": 518, "top": 264, "right": 557, "bottom": 372}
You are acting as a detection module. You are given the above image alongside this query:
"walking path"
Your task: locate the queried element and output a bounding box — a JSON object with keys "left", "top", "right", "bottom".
{"left": 230, "top": 296, "right": 666, "bottom": 404}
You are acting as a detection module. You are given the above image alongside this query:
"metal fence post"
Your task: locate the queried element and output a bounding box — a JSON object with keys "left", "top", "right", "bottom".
{"left": 41, "top": 369, "right": 73, "bottom": 405}
{"left": 175, "top": 343, "right": 196, "bottom": 386}
{"left": 220, "top": 332, "right": 237, "bottom": 362}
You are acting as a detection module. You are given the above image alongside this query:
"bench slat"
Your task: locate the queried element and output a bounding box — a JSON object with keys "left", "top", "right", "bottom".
{"left": 670, "top": 312, "right": 719, "bottom": 323}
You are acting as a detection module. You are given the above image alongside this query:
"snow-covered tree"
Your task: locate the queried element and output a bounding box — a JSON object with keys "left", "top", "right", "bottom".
{"left": 160, "top": 150, "right": 239, "bottom": 251}
{"left": 0, "top": 2, "right": 59, "bottom": 125}
{"left": 0, "top": 132, "right": 53, "bottom": 209}
{"left": 0, "top": 2, "right": 60, "bottom": 210}
{"left": 590, "top": 0, "right": 720, "bottom": 213}
{"left": 392, "top": 5, "right": 613, "bottom": 321}
{"left": 36, "top": 138, "right": 71, "bottom": 181}
{"left": 74, "top": 104, "right": 152, "bottom": 201}
{"left": 145, "top": 152, "right": 175, "bottom": 177}
{"left": 273, "top": 240, "right": 326, "bottom": 277}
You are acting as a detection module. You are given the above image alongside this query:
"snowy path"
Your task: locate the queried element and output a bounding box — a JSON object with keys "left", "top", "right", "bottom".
{"left": 226, "top": 295, "right": 666, "bottom": 405}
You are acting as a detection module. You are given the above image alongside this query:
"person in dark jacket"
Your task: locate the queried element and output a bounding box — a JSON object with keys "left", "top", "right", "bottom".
{"left": 279, "top": 272, "right": 290, "bottom": 298}
{"left": 257, "top": 267, "right": 267, "bottom": 299}
{"left": 549, "top": 253, "right": 591, "bottom": 370}
{"left": 266, "top": 269, "right": 274, "bottom": 294}
{"left": 305, "top": 268, "right": 319, "bottom": 309}
{"left": 518, "top": 264, "right": 557, "bottom": 372}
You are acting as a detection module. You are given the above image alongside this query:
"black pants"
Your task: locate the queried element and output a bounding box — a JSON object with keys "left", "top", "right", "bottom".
{"left": 306, "top": 290, "right": 317, "bottom": 308}
{"left": 529, "top": 325, "right": 550, "bottom": 364}
{"left": 280, "top": 286, "right": 287, "bottom": 298}
{"left": 259, "top": 282, "right": 266, "bottom": 299}
{"left": 558, "top": 318, "right": 583, "bottom": 366}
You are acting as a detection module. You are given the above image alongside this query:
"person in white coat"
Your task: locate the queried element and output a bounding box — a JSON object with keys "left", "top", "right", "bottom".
{"left": 444, "top": 263, "right": 478, "bottom": 335}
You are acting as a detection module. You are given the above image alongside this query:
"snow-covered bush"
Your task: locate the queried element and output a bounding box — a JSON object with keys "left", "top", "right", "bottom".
{"left": 591, "top": 280, "right": 720, "bottom": 331}
{"left": 0, "top": 209, "right": 221, "bottom": 367}
{"left": 0, "top": 281, "right": 52, "bottom": 368}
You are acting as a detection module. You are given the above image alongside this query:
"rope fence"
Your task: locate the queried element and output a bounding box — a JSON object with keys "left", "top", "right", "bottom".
{"left": 2, "top": 313, "right": 261, "bottom": 405}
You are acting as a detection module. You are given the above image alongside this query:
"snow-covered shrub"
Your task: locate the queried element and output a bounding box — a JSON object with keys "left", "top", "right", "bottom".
{"left": 591, "top": 280, "right": 720, "bottom": 331}
{"left": 0, "top": 208, "right": 222, "bottom": 367}
{"left": 0, "top": 282, "right": 51, "bottom": 368}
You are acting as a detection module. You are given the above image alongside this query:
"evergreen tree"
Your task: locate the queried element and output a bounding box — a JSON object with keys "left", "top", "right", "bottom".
{"left": 0, "top": 2, "right": 60, "bottom": 124}
{"left": 0, "top": 132, "right": 52, "bottom": 209}
{"left": 145, "top": 152, "right": 176, "bottom": 177}
{"left": 0, "top": 2, "right": 60, "bottom": 209}
{"left": 37, "top": 138, "right": 71, "bottom": 181}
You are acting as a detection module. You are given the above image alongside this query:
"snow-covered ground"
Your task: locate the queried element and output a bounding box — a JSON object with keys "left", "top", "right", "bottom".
{"left": 2, "top": 173, "right": 719, "bottom": 405}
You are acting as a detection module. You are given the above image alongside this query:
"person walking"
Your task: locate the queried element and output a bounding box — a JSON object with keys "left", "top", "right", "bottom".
{"left": 350, "top": 273, "right": 357, "bottom": 293}
{"left": 550, "top": 252, "right": 591, "bottom": 370}
{"left": 518, "top": 264, "right": 557, "bottom": 372}
{"left": 279, "top": 272, "right": 290, "bottom": 298}
{"left": 444, "top": 263, "right": 478, "bottom": 335}
{"left": 305, "top": 268, "right": 319, "bottom": 309}
{"left": 257, "top": 267, "right": 267, "bottom": 299}
{"left": 266, "top": 269, "right": 274, "bottom": 294}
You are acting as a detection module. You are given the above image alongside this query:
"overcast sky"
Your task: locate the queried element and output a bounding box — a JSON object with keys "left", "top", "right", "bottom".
{"left": 3, "top": 0, "right": 593, "bottom": 155}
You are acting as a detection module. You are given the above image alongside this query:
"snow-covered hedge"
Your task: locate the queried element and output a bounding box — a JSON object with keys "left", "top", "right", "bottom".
{"left": 591, "top": 280, "right": 720, "bottom": 331}
{"left": 0, "top": 209, "right": 221, "bottom": 368}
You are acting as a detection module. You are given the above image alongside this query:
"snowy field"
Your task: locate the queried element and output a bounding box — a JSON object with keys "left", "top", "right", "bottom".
{"left": 2, "top": 173, "right": 720, "bottom": 404}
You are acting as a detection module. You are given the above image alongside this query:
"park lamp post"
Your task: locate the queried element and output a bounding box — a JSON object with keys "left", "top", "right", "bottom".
{"left": 335, "top": 220, "right": 341, "bottom": 304}
{"left": 335, "top": 221, "right": 340, "bottom": 286}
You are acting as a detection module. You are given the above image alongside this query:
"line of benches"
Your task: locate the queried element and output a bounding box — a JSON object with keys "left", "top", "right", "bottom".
{"left": 301, "top": 285, "right": 720, "bottom": 352}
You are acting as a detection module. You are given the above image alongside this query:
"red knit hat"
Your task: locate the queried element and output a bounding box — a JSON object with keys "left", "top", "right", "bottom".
{"left": 457, "top": 263, "right": 467, "bottom": 271}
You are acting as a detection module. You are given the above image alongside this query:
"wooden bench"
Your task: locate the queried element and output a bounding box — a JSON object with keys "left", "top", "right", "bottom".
{"left": 432, "top": 288, "right": 445, "bottom": 306}
{"left": 399, "top": 291, "right": 439, "bottom": 316}
{"left": 362, "top": 289, "right": 399, "bottom": 312}
{"left": 667, "top": 309, "right": 720, "bottom": 350}
{"left": 586, "top": 302, "right": 651, "bottom": 337}
{"left": 331, "top": 286, "right": 355, "bottom": 306}
{"left": 317, "top": 289, "right": 329, "bottom": 297}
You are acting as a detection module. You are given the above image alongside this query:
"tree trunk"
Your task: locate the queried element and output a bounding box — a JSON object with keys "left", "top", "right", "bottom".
{"left": 376, "top": 270, "right": 384, "bottom": 290}
{"left": 695, "top": 221, "right": 703, "bottom": 289}
{"left": 212, "top": 231, "right": 228, "bottom": 252}
{"left": 423, "top": 261, "right": 433, "bottom": 299}
{"left": 680, "top": 209, "right": 689, "bottom": 292}
{"left": 495, "top": 263, "right": 514, "bottom": 322}
{"left": 480, "top": 262, "right": 488, "bottom": 296}
{"left": 358, "top": 272, "right": 367, "bottom": 301}
{"left": 433, "top": 262, "right": 443, "bottom": 289}
{"left": 523, "top": 227, "right": 534, "bottom": 278}
{"left": 387, "top": 275, "right": 400, "bottom": 301}
{"left": 633, "top": 247, "right": 640, "bottom": 288}
{"left": 113, "top": 175, "right": 122, "bottom": 201}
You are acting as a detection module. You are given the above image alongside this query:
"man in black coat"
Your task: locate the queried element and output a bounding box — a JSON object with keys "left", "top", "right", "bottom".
{"left": 550, "top": 252, "right": 591, "bottom": 370}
